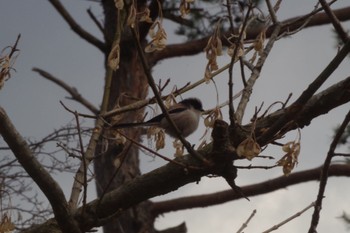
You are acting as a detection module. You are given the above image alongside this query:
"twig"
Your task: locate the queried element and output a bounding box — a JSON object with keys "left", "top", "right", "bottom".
{"left": 263, "top": 202, "right": 315, "bottom": 233}
{"left": 279, "top": 7, "right": 316, "bottom": 39}
{"left": 116, "top": 130, "right": 201, "bottom": 170}
{"left": 280, "top": 0, "right": 337, "bottom": 39}
{"left": 236, "top": 23, "right": 282, "bottom": 124}
{"left": 308, "top": 110, "right": 350, "bottom": 233}
{"left": 265, "top": 0, "right": 279, "bottom": 24}
{"left": 59, "top": 100, "right": 97, "bottom": 119}
{"left": 102, "top": 98, "right": 150, "bottom": 119}
{"left": 235, "top": 164, "right": 277, "bottom": 170}
{"left": 224, "top": 0, "right": 237, "bottom": 35}
{"left": 48, "top": 0, "right": 106, "bottom": 52}
{"left": 319, "top": 0, "right": 349, "bottom": 43}
{"left": 8, "top": 34, "right": 21, "bottom": 57}
{"left": 227, "top": 2, "right": 253, "bottom": 125}
{"left": 236, "top": 209, "right": 257, "bottom": 233}
{"left": 239, "top": 58, "right": 247, "bottom": 87}
{"left": 96, "top": 143, "right": 133, "bottom": 209}
{"left": 33, "top": 68, "right": 99, "bottom": 114}
{"left": 68, "top": 32, "right": 115, "bottom": 210}
{"left": 56, "top": 142, "right": 80, "bottom": 159}
{"left": 334, "top": 153, "right": 350, "bottom": 157}
{"left": 87, "top": 8, "right": 105, "bottom": 37}
{"left": 281, "top": 93, "right": 292, "bottom": 108}
{"left": 73, "top": 111, "right": 88, "bottom": 213}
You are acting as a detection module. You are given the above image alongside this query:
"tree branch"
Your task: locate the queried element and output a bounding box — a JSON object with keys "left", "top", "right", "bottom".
{"left": 32, "top": 67, "right": 99, "bottom": 115}
{"left": 87, "top": 7, "right": 105, "bottom": 37}
{"left": 151, "top": 164, "right": 350, "bottom": 216}
{"left": 150, "top": 6, "right": 350, "bottom": 63}
{"left": 319, "top": 0, "right": 349, "bottom": 43}
{"left": 308, "top": 110, "right": 350, "bottom": 232}
{"left": 252, "top": 76, "right": 350, "bottom": 139}
{"left": 0, "top": 107, "right": 81, "bottom": 233}
{"left": 257, "top": 39, "right": 350, "bottom": 145}
{"left": 235, "top": 23, "right": 281, "bottom": 124}
{"left": 48, "top": 0, "right": 107, "bottom": 53}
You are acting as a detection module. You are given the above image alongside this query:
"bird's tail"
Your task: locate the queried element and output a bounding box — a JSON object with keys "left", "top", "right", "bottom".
{"left": 110, "top": 121, "right": 157, "bottom": 129}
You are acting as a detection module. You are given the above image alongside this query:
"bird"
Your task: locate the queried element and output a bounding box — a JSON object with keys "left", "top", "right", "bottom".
{"left": 111, "top": 98, "right": 204, "bottom": 138}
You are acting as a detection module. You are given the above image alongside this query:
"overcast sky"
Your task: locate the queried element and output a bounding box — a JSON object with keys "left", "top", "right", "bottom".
{"left": 1, "top": 1, "right": 350, "bottom": 233}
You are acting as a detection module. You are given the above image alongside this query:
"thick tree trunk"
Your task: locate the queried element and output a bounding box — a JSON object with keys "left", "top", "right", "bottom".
{"left": 94, "top": 1, "right": 152, "bottom": 232}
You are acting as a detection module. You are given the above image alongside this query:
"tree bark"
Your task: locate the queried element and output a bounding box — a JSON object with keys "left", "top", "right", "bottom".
{"left": 94, "top": 1, "right": 152, "bottom": 233}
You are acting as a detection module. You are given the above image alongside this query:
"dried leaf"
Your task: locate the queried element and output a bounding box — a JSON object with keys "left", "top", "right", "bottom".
{"left": 173, "top": 140, "right": 184, "bottom": 157}
{"left": 227, "top": 43, "right": 244, "bottom": 59}
{"left": 108, "top": 43, "right": 120, "bottom": 70}
{"left": 179, "top": 0, "right": 195, "bottom": 18}
{"left": 114, "top": 0, "right": 124, "bottom": 10}
{"left": 0, "top": 214, "right": 15, "bottom": 233}
{"left": 277, "top": 131, "right": 301, "bottom": 176}
{"left": 127, "top": 3, "right": 137, "bottom": 27}
{"left": 236, "top": 137, "right": 261, "bottom": 160}
{"left": 113, "top": 132, "right": 126, "bottom": 145}
{"left": 114, "top": 158, "right": 121, "bottom": 168}
{"left": 139, "top": 8, "right": 153, "bottom": 23}
{"left": 145, "top": 20, "right": 167, "bottom": 53}
{"left": 203, "top": 21, "right": 223, "bottom": 78}
{"left": 0, "top": 55, "right": 14, "bottom": 90}
{"left": 155, "top": 130, "right": 165, "bottom": 151}
{"left": 204, "top": 107, "right": 223, "bottom": 128}
{"left": 254, "top": 29, "right": 266, "bottom": 55}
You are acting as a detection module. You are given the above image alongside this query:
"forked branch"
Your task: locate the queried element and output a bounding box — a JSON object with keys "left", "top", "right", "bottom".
{"left": 48, "top": 0, "right": 107, "bottom": 52}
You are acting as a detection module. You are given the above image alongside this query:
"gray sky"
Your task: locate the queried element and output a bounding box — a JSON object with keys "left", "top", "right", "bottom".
{"left": 1, "top": 1, "right": 350, "bottom": 232}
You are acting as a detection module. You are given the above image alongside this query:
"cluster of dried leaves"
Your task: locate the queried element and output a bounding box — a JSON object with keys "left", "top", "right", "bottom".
{"left": 276, "top": 130, "right": 301, "bottom": 176}
{"left": 236, "top": 126, "right": 301, "bottom": 176}
{"left": 109, "top": 0, "right": 196, "bottom": 69}
{"left": 0, "top": 213, "right": 15, "bottom": 233}
{"left": 204, "top": 15, "right": 267, "bottom": 81}
{"left": 0, "top": 40, "right": 19, "bottom": 90}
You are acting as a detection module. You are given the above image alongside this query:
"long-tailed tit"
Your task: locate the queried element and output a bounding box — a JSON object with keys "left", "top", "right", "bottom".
{"left": 112, "top": 98, "right": 204, "bottom": 137}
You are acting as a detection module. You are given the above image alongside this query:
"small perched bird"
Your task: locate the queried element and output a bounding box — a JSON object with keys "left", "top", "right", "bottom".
{"left": 112, "top": 98, "right": 204, "bottom": 137}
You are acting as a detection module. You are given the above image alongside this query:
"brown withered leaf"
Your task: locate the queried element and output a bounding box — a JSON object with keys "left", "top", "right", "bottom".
{"left": 0, "top": 214, "right": 15, "bottom": 233}
{"left": 145, "top": 20, "right": 167, "bottom": 53}
{"left": 236, "top": 137, "right": 261, "bottom": 160}
{"left": 108, "top": 43, "right": 120, "bottom": 70}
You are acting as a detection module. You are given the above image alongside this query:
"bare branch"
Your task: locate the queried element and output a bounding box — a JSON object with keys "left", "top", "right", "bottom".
{"left": 236, "top": 209, "right": 257, "bottom": 233}
{"left": 150, "top": 6, "right": 350, "bottom": 63}
{"left": 87, "top": 7, "right": 105, "bottom": 36}
{"left": 48, "top": 0, "right": 107, "bottom": 52}
{"left": 253, "top": 76, "right": 350, "bottom": 137}
{"left": 319, "top": 0, "right": 349, "bottom": 43}
{"left": 67, "top": 33, "right": 116, "bottom": 211}
{"left": 308, "top": 110, "right": 350, "bottom": 232}
{"left": 235, "top": 23, "right": 281, "bottom": 124}
{"left": 32, "top": 67, "right": 99, "bottom": 114}
{"left": 263, "top": 202, "right": 315, "bottom": 233}
{"left": 151, "top": 164, "right": 350, "bottom": 216}
{"left": 0, "top": 107, "right": 81, "bottom": 233}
